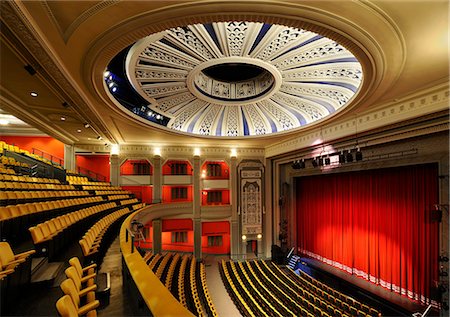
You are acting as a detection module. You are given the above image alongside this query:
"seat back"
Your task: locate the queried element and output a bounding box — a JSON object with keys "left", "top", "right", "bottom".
{"left": 55, "top": 294, "right": 78, "bottom": 317}
{"left": 68, "top": 257, "right": 84, "bottom": 277}
{"left": 0, "top": 242, "right": 15, "bottom": 266}
{"left": 29, "top": 226, "right": 45, "bottom": 244}
{"left": 60, "top": 278, "right": 80, "bottom": 308}
{"left": 65, "top": 266, "right": 82, "bottom": 290}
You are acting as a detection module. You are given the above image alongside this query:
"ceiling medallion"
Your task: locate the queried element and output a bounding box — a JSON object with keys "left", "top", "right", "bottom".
{"left": 122, "top": 21, "right": 363, "bottom": 137}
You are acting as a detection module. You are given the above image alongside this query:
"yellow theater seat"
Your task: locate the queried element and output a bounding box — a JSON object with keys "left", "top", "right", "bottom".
{"left": 60, "top": 279, "right": 99, "bottom": 317}
{"left": 65, "top": 266, "right": 96, "bottom": 290}
{"left": 0, "top": 242, "right": 35, "bottom": 269}
{"left": 69, "top": 257, "right": 97, "bottom": 280}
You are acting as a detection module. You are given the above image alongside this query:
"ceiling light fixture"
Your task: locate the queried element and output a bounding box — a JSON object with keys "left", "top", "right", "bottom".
{"left": 77, "top": 129, "right": 81, "bottom": 133}
{"left": 84, "top": 123, "right": 90, "bottom": 128}
{"left": 97, "top": 136, "right": 102, "bottom": 140}
{"left": 30, "top": 92, "right": 38, "bottom": 97}
{"left": 60, "top": 116, "right": 66, "bottom": 121}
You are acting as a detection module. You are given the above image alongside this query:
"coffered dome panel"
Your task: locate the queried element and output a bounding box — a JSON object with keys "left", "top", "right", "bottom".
{"left": 107, "top": 21, "right": 363, "bottom": 137}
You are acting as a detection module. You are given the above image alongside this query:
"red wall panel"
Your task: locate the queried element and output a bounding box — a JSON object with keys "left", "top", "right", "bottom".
{"left": 120, "top": 159, "right": 153, "bottom": 175}
{"left": 201, "top": 189, "right": 230, "bottom": 205}
{"left": 162, "top": 160, "right": 193, "bottom": 175}
{"left": 201, "top": 221, "right": 230, "bottom": 254}
{"left": 162, "top": 219, "right": 193, "bottom": 231}
{"left": 201, "top": 161, "right": 229, "bottom": 179}
{"left": 76, "top": 155, "right": 110, "bottom": 181}
{"left": 121, "top": 185, "right": 153, "bottom": 204}
{"left": 162, "top": 185, "right": 193, "bottom": 203}
{"left": 0, "top": 136, "right": 64, "bottom": 159}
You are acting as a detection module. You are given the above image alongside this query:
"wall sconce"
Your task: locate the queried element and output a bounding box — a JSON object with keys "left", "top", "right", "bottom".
{"left": 241, "top": 235, "right": 247, "bottom": 241}
{"left": 154, "top": 147, "right": 161, "bottom": 156}
{"left": 230, "top": 148, "right": 237, "bottom": 158}
{"left": 257, "top": 234, "right": 262, "bottom": 239}
{"left": 194, "top": 148, "right": 201, "bottom": 157}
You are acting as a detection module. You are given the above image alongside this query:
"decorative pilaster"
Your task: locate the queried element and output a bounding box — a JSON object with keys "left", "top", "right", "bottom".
{"left": 193, "top": 154, "right": 202, "bottom": 259}
{"left": 152, "top": 219, "right": 162, "bottom": 254}
{"left": 110, "top": 155, "right": 119, "bottom": 186}
{"left": 230, "top": 155, "right": 240, "bottom": 260}
{"left": 152, "top": 155, "right": 162, "bottom": 203}
{"left": 64, "top": 145, "right": 76, "bottom": 171}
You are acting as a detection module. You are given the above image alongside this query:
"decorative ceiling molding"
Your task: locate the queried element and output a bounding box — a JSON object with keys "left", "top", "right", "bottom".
{"left": 0, "top": 1, "right": 117, "bottom": 143}
{"left": 119, "top": 21, "right": 363, "bottom": 137}
{"left": 265, "top": 83, "right": 449, "bottom": 157}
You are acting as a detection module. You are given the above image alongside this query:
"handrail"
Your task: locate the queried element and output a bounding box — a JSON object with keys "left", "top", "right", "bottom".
{"left": 32, "top": 148, "right": 64, "bottom": 166}
{"left": 120, "top": 208, "right": 193, "bottom": 316}
{"left": 76, "top": 166, "right": 108, "bottom": 182}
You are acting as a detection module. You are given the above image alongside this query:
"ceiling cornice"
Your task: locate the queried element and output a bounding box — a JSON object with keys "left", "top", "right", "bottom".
{"left": 0, "top": 0, "right": 117, "bottom": 143}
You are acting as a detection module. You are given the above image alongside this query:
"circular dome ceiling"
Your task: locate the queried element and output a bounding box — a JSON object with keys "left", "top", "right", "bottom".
{"left": 109, "top": 21, "right": 363, "bottom": 137}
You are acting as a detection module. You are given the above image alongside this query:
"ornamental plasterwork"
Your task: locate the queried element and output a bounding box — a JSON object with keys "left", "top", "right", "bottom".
{"left": 123, "top": 21, "right": 363, "bottom": 137}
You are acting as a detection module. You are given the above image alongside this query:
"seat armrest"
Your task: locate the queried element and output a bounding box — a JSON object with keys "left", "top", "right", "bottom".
{"left": 81, "top": 273, "right": 97, "bottom": 283}
{"left": 0, "top": 268, "right": 15, "bottom": 275}
{"left": 15, "top": 249, "right": 36, "bottom": 259}
{"left": 6, "top": 258, "right": 26, "bottom": 266}
{"left": 79, "top": 284, "right": 97, "bottom": 297}
{"left": 78, "top": 299, "right": 100, "bottom": 316}
{"left": 82, "top": 263, "right": 97, "bottom": 272}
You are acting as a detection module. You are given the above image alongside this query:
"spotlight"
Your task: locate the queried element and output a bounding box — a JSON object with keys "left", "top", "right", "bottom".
{"left": 97, "top": 136, "right": 102, "bottom": 140}
{"left": 84, "top": 123, "right": 90, "bottom": 128}
{"left": 103, "top": 71, "right": 110, "bottom": 78}
{"left": 312, "top": 158, "right": 318, "bottom": 168}
{"left": 77, "top": 129, "right": 81, "bottom": 133}
{"left": 156, "top": 114, "right": 161, "bottom": 120}
{"left": 346, "top": 152, "right": 353, "bottom": 162}
{"left": 324, "top": 157, "right": 331, "bottom": 165}
{"left": 60, "top": 116, "right": 66, "bottom": 121}
{"left": 30, "top": 92, "right": 38, "bottom": 97}
{"left": 108, "top": 82, "right": 114, "bottom": 88}
{"left": 355, "top": 148, "right": 363, "bottom": 161}
{"left": 111, "top": 86, "right": 117, "bottom": 93}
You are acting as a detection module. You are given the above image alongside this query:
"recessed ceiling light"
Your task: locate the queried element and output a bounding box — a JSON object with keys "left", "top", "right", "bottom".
{"left": 30, "top": 92, "right": 38, "bottom": 97}
{"left": 84, "top": 123, "right": 90, "bottom": 128}
{"left": 0, "top": 119, "right": 9, "bottom": 125}
{"left": 77, "top": 129, "right": 81, "bottom": 133}
{"left": 60, "top": 116, "right": 66, "bottom": 121}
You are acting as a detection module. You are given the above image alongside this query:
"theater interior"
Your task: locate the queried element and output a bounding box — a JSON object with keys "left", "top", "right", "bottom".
{"left": 0, "top": 1, "right": 449, "bottom": 316}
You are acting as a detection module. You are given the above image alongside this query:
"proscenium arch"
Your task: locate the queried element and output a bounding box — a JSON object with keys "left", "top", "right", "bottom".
{"left": 84, "top": 0, "right": 405, "bottom": 138}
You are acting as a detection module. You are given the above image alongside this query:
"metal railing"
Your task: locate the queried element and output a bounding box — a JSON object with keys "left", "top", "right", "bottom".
{"left": 32, "top": 148, "right": 64, "bottom": 166}
{"left": 75, "top": 166, "right": 108, "bottom": 182}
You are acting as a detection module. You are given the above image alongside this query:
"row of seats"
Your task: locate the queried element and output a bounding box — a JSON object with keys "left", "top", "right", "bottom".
{"left": 0, "top": 182, "right": 74, "bottom": 190}
{"left": 0, "top": 190, "right": 89, "bottom": 205}
{"left": 220, "top": 259, "right": 264, "bottom": 317}
{"left": 107, "top": 194, "right": 131, "bottom": 200}
{"left": 142, "top": 251, "right": 217, "bottom": 317}
{"left": 120, "top": 198, "right": 139, "bottom": 205}
{"left": 0, "top": 141, "right": 63, "bottom": 169}
{"left": 0, "top": 173, "right": 60, "bottom": 183}
{"left": 83, "top": 185, "right": 124, "bottom": 191}
{"left": 56, "top": 257, "right": 99, "bottom": 317}
{"left": 80, "top": 207, "right": 132, "bottom": 262}
{"left": 0, "top": 196, "right": 104, "bottom": 245}
{"left": 66, "top": 175, "right": 110, "bottom": 186}
{"left": 29, "top": 201, "right": 117, "bottom": 260}
{"left": 0, "top": 242, "right": 35, "bottom": 315}
{"left": 263, "top": 260, "right": 380, "bottom": 317}
{"left": 0, "top": 156, "right": 29, "bottom": 168}
{"left": 95, "top": 190, "right": 131, "bottom": 195}
{"left": 0, "top": 165, "right": 15, "bottom": 175}
{"left": 283, "top": 266, "right": 380, "bottom": 316}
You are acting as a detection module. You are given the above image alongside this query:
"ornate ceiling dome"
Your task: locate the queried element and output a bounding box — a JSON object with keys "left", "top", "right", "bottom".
{"left": 107, "top": 21, "right": 363, "bottom": 137}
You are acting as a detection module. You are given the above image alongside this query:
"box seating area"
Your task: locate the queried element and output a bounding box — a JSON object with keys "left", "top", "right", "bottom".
{"left": 142, "top": 252, "right": 218, "bottom": 317}
{"left": 220, "top": 259, "right": 381, "bottom": 317}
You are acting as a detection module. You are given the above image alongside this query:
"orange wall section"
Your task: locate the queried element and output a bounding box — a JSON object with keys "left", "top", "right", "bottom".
{"left": 76, "top": 154, "right": 110, "bottom": 181}
{"left": 0, "top": 135, "right": 65, "bottom": 159}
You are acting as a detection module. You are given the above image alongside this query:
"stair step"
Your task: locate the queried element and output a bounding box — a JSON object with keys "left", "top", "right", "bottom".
{"left": 31, "top": 257, "right": 47, "bottom": 275}
{"left": 31, "top": 261, "right": 65, "bottom": 285}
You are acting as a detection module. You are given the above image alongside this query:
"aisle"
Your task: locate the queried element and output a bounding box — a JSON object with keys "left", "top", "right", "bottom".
{"left": 203, "top": 255, "right": 242, "bottom": 317}
{"left": 98, "top": 236, "right": 133, "bottom": 317}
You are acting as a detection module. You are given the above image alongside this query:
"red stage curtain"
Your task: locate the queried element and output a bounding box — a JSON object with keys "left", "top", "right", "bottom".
{"left": 296, "top": 163, "right": 439, "bottom": 305}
